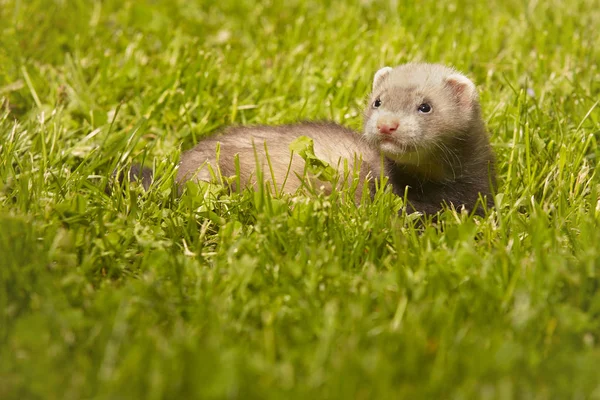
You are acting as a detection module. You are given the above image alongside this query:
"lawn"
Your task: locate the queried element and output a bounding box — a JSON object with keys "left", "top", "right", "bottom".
{"left": 1, "top": 0, "right": 599, "bottom": 398}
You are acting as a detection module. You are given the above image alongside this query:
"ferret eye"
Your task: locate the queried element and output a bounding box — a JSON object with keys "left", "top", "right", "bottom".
{"left": 373, "top": 98, "right": 382, "bottom": 108}
{"left": 418, "top": 103, "right": 432, "bottom": 113}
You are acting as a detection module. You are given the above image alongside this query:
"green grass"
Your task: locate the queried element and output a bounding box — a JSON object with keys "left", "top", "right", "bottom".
{"left": 1, "top": 0, "right": 600, "bottom": 398}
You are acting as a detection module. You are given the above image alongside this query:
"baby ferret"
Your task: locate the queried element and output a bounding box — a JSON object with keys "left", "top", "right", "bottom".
{"left": 128, "top": 63, "right": 496, "bottom": 215}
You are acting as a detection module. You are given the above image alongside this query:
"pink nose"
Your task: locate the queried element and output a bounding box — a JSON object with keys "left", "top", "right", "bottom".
{"left": 377, "top": 121, "right": 399, "bottom": 134}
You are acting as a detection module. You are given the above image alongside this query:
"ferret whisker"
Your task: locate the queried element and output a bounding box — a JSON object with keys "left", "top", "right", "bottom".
{"left": 433, "top": 142, "right": 455, "bottom": 178}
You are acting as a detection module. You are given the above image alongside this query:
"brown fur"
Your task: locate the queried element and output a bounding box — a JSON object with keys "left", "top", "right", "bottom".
{"left": 177, "top": 122, "right": 382, "bottom": 202}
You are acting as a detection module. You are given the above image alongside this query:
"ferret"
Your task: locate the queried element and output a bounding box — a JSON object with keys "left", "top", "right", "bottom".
{"left": 363, "top": 63, "right": 496, "bottom": 215}
{"left": 121, "top": 63, "right": 495, "bottom": 215}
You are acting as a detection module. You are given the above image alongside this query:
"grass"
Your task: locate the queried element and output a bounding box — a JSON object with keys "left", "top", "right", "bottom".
{"left": 1, "top": 0, "right": 599, "bottom": 398}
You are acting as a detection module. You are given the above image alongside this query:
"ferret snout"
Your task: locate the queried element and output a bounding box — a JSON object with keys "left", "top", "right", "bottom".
{"left": 376, "top": 117, "right": 399, "bottom": 134}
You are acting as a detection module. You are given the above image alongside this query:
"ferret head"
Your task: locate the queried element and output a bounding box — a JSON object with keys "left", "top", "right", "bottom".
{"left": 363, "top": 63, "right": 482, "bottom": 163}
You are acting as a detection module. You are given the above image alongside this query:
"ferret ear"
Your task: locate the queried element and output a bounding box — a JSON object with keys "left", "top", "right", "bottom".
{"left": 445, "top": 74, "right": 478, "bottom": 108}
{"left": 373, "top": 67, "right": 393, "bottom": 90}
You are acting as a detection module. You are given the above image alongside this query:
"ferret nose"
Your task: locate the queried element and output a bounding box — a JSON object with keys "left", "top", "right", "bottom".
{"left": 377, "top": 120, "right": 399, "bottom": 134}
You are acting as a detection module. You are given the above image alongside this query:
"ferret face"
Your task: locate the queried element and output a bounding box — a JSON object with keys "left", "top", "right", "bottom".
{"left": 363, "top": 63, "right": 480, "bottom": 161}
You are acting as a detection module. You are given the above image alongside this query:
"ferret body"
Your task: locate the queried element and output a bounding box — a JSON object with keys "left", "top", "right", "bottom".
{"left": 149, "top": 63, "right": 495, "bottom": 214}
{"left": 177, "top": 122, "right": 382, "bottom": 202}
